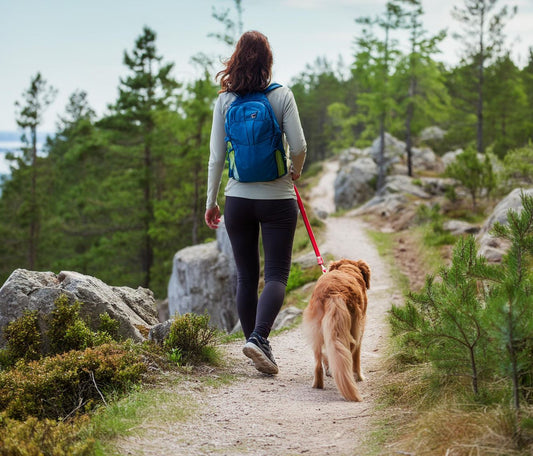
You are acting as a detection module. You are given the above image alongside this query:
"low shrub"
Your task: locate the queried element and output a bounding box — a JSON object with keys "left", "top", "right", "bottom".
{"left": 1, "top": 310, "right": 41, "bottom": 367}
{"left": 163, "top": 313, "right": 219, "bottom": 365}
{"left": 0, "top": 412, "right": 94, "bottom": 455}
{"left": 0, "top": 342, "right": 146, "bottom": 421}
{"left": 98, "top": 312, "right": 120, "bottom": 340}
{"left": 48, "top": 294, "right": 121, "bottom": 354}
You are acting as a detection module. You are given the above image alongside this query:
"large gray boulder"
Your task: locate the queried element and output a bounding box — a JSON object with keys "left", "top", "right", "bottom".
{"left": 379, "top": 175, "right": 431, "bottom": 199}
{"left": 419, "top": 126, "right": 446, "bottom": 142}
{"left": 167, "top": 218, "right": 238, "bottom": 332}
{"left": 370, "top": 133, "right": 405, "bottom": 167}
{"left": 338, "top": 147, "right": 371, "bottom": 166}
{"left": 334, "top": 157, "right": 378, "bottom": 210}
{"left": 441, "top": 149, "right": 463, "bottom": 168}
{"left": 477, "top": 188, "right": 533, "bottom": 262}
{"left": 411, "top": 147, "right": 444, "bottom": 173}
{"left": 0, "top": 269, "right": 159, "bottom": 348}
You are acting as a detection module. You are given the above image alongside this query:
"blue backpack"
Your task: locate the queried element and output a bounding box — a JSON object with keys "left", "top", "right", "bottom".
{"left": 224, "top": 83, "right": 287, "bottom": 182}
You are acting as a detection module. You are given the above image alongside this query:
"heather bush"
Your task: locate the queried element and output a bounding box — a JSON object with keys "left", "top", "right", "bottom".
{"left": 0, "top": 342, "right": 146, "bottom": 421}
{"left": 48, "top": 294, "right": 118, "bottom": 354}
{"left": 163, "top": 313, "right": 220, "bottom": 365}
{"left": 1, "top": 310, "right": 42, "bottom": 367}
{"left": 0, "top": 412, "right": 94, "bottom": 455}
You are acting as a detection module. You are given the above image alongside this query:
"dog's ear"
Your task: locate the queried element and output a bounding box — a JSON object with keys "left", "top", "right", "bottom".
{"left": 328, "top": 258, "right": 352, "bottom": 272}
{"left": 356, "top": 260, "right": 371, "bottom": 289}
{"left": 327, "top": 260, "right": 342, "bottom": 272}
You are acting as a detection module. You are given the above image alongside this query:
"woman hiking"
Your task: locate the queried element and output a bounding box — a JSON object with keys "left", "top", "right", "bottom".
{"left": 204, "top": 30, "right": 307, "bottom": 375}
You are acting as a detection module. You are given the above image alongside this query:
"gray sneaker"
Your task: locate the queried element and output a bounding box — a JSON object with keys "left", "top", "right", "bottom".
{"left": 243, "top": 331, "right": 279, "bottom": 375}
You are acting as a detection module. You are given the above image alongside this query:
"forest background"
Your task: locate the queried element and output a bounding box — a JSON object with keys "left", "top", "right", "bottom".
{"left": 1, "top": 0, "right": 532, "bottom": 299}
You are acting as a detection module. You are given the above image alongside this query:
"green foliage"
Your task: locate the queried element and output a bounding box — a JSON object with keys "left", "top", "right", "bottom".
{"left": 484, "top": 192, "right": 533, "bottom": 409}
{"left": 0, "top": 342, "right": 147, "bottom": 421}
{"left": 48, "top": 294, "right": 89, "bottom": 354}
{"left": 163, "top": 313, "right": 220, "bottom": 365}
{"left": 286, "top": 263, "right": 323, "bottom": 293}
{"left": 445, "top": 147, "right": 496, "bottom": 210}
{"left": 325, "top": 102, "right": 358, "bottom": 153}
{"left": 0, "top": 413, "right": 94, "bottom": 455}
{"left": 391, "top": 193, "right": 533, "bottom": 409}
{"left": 485, "top": 55, "right": 530, "bottom": 158}
{"left": 48, "top": 294, "right": 119, "bottom": 355}
{"left": 390, "top": 236, "right": 492, "bottom": 395}
{"left": 500, "top": 143, "right": 533, "bottom": 191}
{"left": 291, "top": 57, "right": 356, "bottom": 163}
{"left": 98, "top": 312, "right": 121, "bottom": 340}
{"left": 415, "top": 203, "right": 456, "bottom": 246}
{"left": 2, "top": 310, "right": 41, "bottom": 366}
{"left": 0, "top": 15, "right": 532, "bottom": 303}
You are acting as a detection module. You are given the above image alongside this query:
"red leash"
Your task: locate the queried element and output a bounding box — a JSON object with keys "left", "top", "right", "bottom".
{"left": 294, "top": 185, "right": 327, "bottom": 274}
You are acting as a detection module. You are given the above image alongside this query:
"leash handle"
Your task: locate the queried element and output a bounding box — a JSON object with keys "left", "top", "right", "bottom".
{"left": 294, "top": 185, "right": 327, "bottom": 274}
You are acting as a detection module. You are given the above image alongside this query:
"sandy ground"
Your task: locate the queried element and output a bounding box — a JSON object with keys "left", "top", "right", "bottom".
{"left": 117, "top": 159, "right": 403, "bottom": 456}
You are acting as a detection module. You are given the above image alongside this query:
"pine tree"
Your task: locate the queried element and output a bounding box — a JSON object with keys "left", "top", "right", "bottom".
{"left": 209, "top": 0, "right": 243, "bottom": 46}
{"left": 390, "top": 236, "right": 493, "bottom": 395}
{"left": 484, "top": 54, "right": 528, "bottom": 158}
{"left": 522, "top": 48, "right": 533, "bottom": 139}
{"left": 109, "top": 26, "right": 180, "bottom": 289}
{"left": 484, "top": 192, "right": 533, "bottom": 410}
{"left": 149, "top": 70, "right": 217, "bottom": 296}
{"left": 353, "top": 1, "right": 405, "bottom": 190}
{"left": 445, "top": 147, "right": 495, "bottom": 210}
{"left": 392, "top": 0, "right": 448, "bottom": 175}
{"left": 13, "top": 72, "right": 57, "bottom": 269}
{"left": 451, "top": 0, "right": 517, "bottom": 153}
{"left": 292, "top": 57, "right": 352, "bottom": 163}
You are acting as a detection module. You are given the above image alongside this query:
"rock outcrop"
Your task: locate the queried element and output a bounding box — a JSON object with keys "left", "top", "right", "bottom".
{"left": 334, "top": 157, "right": 377, "bottom": 210}
{"left": 477, "top": 188, "right": 533, "bottom": 262}
{"left": 167, "top": 218, "right": 238, "bottom": 332}
{"left": 0, "top": 269, "right": 158, "bottom": 348}
{"left": 334, "top": 133, "right": 447, "bottom": 211}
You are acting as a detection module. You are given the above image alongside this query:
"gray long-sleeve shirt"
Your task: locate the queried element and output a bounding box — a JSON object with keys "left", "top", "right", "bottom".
{"left": 206, "top": 85, "right": 307, "bottom": 210}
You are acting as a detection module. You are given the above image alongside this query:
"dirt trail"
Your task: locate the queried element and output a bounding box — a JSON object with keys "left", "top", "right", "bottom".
{"left": 117, "top": 159, "right": 402, "bottom": 456}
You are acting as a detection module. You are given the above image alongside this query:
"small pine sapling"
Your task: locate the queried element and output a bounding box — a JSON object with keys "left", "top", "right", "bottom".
{"left": 390, "top": 236, "right": 493, "bottom": 395}
{"left": 484, "top": 192, "right": 533, "bottom": 410}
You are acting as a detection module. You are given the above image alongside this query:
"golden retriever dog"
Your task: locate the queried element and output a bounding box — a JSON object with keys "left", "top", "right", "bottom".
{"left": 303, "top": 259, "right": 371, "bottom": 401}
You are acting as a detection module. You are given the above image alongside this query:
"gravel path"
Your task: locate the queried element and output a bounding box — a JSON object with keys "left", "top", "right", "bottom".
{"left": 117, "top": 159, "right": 402, "bottom": 456}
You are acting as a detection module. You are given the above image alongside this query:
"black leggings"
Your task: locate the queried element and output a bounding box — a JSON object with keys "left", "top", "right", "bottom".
{"left": 224, "top": 196, "right": 298, "bottom": 340}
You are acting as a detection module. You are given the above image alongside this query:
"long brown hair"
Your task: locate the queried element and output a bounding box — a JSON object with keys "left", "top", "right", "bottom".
{"left": 217, "top": 31, "right": 273, "bottom": 94}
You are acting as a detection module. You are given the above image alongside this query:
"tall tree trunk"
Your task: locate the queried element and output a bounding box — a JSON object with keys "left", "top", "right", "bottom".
{"left": 377, "top": 114, "right": 386, "bottom": 191}
{"left": 377, "top": 20, "right": 391, "bottom": 191}
{"left": 143, "top": 141, "right": 153, "bottom": 289}
{"left": 29, "top": 127, "right": 38, "bottom": 269}
{"left": 477, "top": 5, "right": 485, "bottom": 153}
{"left": 405, "top": 74, "right": 416, "bottom": 177}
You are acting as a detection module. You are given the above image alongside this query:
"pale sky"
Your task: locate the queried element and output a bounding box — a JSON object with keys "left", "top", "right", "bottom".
{"left": 1, "top": 0, "right": 532, "bottom": 133}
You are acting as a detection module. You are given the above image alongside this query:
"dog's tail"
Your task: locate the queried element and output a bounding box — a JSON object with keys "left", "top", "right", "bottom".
{"left": 322, "top": 295, "right": 362, "bottom": 402}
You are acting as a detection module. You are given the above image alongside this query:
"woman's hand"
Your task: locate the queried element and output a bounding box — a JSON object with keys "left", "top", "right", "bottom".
{"left": 205, "top": 205, "right": 221, "bottom": 229}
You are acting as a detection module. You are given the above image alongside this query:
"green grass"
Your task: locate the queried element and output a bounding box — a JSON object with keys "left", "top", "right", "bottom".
{"left": 86, "top": 385, "right": 198, "bottom": 455}
{"left": 86, "top": 370, "right": 236, "bottom": 455}
{"left": 286, "top": 263, "right": 323, "bottom": 293}
{"left": 365, "top": 229, "right": 410, "bottom": 293}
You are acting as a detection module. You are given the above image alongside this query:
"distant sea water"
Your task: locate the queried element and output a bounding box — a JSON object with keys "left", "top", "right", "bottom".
{"left": 0, "top": 131, "right": 51, "bottom": 177}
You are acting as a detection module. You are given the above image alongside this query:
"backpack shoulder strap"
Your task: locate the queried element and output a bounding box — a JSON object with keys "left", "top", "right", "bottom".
{"left": 264, "top": 83, "right": 282, "bottom": 94}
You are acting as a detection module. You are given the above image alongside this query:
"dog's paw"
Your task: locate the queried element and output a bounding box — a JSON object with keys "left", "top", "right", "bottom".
{"left": 355, "top": 373, "right": 365, "bottom": 382}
